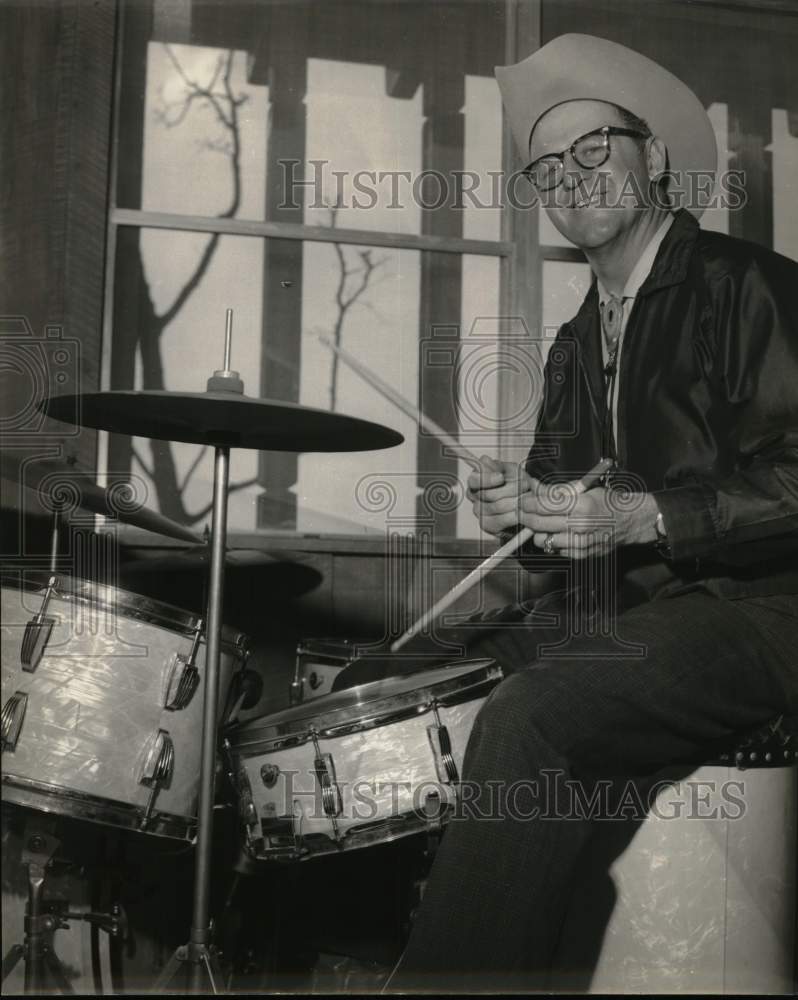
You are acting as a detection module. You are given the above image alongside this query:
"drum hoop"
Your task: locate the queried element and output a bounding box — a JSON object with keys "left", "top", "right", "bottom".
{"left": 250, "top": 803, "right": 457, "bottom": 862}
{"left": 228, "top": 659, "right": 502, "bottom": 754}
{"left": 296, "top": 638, "right": 360, "bottom": 665}
{"left": 1, "top": 774, "right": 198, "bottom": 841}
{"left": 2, "top": 572, "right": 249, "bottom": 655}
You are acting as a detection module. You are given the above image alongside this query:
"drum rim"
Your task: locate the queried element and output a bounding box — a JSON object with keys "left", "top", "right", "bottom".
{"left": 226, "top": 658, "right": 502, "bottom": 750}
{"left": 296, "top": 637, "right": 361, "bottom": 663}
{"left": 2, "top": 571, "right": 249, "bottom": 652}
{"left": 1, "top": 773, "right": 197, "bottom": 841}
{"left": 251, "top": 804, "right": 457, "bottom": 862}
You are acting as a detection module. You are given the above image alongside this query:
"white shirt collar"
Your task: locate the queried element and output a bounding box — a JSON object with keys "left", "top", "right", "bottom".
{"left": 597, "top": 213, "right": 674, "bottom": 306}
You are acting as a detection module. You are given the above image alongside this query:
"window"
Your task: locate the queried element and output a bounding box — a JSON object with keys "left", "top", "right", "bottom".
{"left": 104, "top": 0, "right": 522, "bottom": 540}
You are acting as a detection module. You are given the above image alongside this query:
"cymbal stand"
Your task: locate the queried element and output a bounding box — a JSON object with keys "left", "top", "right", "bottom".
{"left": 49, "top": 507, "right": 60, "bottom": 573}
{"left": 155, "top": 310, "right": 241, "bottom": 994}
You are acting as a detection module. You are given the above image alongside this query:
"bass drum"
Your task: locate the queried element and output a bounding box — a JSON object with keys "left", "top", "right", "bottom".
{"left": 1, "top": 573, "right": 249, "bottom": 840}
{"left": 225, "top": 658, "right": 503, "bottom": 861}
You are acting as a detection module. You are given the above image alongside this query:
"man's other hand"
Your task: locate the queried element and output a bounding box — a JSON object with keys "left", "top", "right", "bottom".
{"left": 467, "top": 456, "right": 534, "bottom": 538}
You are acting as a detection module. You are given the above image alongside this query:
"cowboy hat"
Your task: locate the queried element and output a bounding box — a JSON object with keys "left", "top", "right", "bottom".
{"left": 495, "top": 34, "right": 717, "bottom": 217}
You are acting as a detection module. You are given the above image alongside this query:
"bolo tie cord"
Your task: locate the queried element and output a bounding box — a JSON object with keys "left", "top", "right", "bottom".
{"left": 600, "top": 293, "right": 625, "bottom": 467}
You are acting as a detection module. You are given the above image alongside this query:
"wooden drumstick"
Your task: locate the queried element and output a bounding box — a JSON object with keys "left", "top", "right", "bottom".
{"left": 390, "top": 458, "right": 614, "bottom": 652}
{"left": 316, "top": 332, "right": 482, "bottom": 469}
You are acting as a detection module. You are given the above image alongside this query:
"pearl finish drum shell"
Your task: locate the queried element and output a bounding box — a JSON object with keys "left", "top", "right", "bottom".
{"left": 1, "top": 576, "right": 248, "bottom": 839}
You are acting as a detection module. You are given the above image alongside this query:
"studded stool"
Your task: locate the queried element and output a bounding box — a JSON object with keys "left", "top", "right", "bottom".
{"left": 554, "top": 716, "right": 797, "bottom": 994}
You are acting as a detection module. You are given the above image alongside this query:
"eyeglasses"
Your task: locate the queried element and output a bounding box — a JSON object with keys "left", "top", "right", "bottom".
{"left": 522, "top": 126, "right": 649, "bottom": 192}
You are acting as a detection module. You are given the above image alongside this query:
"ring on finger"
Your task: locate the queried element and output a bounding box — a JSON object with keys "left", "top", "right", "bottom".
{"left": 542, "top": 533, "right": 557, "bottom": 555}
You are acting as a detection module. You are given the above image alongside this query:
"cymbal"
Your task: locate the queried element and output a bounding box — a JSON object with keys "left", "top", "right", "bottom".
{"left": 122, "top": 546, "right": 284, "bottom": 574}
{"left": 41, "top": 391, "right": 404, "bottom": 452}
{"left": 3, "top": 458, "right": 203, "bottom": 544}
{"left": 118, "top": 547, "right": 324, "bottom": 609}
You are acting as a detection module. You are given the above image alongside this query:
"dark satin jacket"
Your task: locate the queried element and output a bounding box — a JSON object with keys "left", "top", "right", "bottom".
{"left": 522, "top": 208, "right": 798, "bottom": 607}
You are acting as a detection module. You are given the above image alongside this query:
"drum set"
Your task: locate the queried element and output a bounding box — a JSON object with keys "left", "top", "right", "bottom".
{"left": 1, "top": 313, "right": 505, "bottom": 994}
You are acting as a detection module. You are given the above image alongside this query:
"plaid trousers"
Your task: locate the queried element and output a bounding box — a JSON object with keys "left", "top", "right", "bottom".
{"left": 389, "top": 588, "right": 798, "bottom": 993}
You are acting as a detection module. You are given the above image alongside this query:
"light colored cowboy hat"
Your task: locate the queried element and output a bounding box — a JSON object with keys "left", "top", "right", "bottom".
{"left": 495, "top": 34, "right": 717, "bottom": 217}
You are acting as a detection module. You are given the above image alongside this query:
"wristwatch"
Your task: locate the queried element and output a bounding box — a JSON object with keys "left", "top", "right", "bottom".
{"left": 654, "top": 510, "right": 671, "bottom": 557}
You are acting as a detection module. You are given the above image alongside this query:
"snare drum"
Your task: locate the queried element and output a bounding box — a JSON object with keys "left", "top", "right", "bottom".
{"left": 1, "top": 574, "right": 249, "bottom": 840}
{"left": 225, "top": 659, "right": 503, "bottom": 861}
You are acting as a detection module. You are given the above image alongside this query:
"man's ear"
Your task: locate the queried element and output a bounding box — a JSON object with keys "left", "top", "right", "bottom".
{"left": 646, "top": 136, "right": 668, "bottom": 181}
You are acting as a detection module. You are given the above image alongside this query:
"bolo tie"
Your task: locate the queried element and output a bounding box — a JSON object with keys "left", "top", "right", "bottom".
{"left": 600, "top": 293, "right": 625, "bottom": 467}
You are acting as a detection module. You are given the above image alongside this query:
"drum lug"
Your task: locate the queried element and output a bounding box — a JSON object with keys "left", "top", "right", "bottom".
{"left": 427, "top": 703, "right": 459, "bottom": 784}
{"left": 239, "top": 772, "right": 259, "bottom": 838}
{"left": 222, "top": 740, "right": 260, "bottom": 843}
{"left": 138, "top": 729, "right": 175, "bottom": 830}
{"left": 1, "top": 690, "right": 29, "bottom": 752}
{"left": 311, "top": 731, "right": 342, "bottom": 824}
{"left": 164, "top": 621, "right": 203, "bottom": 711}
{"left": 421, "top": 789, "right": 446, "bottom": 857}
{"left": 260, "top": 802, "right": 305, "bottom": 857}
{"left": 289, "top": 647, "right": 304, "bottom": 705}
{"left": 21, "top": 576, "right": 59, "bottom": 671}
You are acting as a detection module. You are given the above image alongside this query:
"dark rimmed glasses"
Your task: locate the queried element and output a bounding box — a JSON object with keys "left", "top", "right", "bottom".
{"left": 522, "top": 125, "right": 650, "bottom": 192}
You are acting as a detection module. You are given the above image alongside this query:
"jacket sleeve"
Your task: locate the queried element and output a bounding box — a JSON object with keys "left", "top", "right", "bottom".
{"left": 503, "top": 332, "right": 567, "bottom": 558}
{"left": 652, "top": 250, "right": 798, "bottom": 565}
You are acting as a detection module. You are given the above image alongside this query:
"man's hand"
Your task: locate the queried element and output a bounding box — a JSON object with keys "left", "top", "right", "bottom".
{"left": 467, "top": 456, "right": 535, "bottom": 538}
{"left": 519, "top": 484, "right": 660, "bottom": 558}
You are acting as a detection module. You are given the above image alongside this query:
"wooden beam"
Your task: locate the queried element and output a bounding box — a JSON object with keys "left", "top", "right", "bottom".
{"left": 498, "top": 0, "right": 544, "bottom": 462}
{"left": 110, "top": 208, "right": 514, "bottom": 257}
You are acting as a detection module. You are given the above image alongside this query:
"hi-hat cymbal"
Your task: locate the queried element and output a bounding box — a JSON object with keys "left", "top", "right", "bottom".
{"left": 123, "top": 546, "right": 284, "bottom": 574}
{"left": 41, "top": 391, "right": 404, "bottom": 452}
{"left": 3, "top": 458, "right": 203, "bottom": 544}
{"left": 118, "top": 546, "right": 324, "bottom": 609}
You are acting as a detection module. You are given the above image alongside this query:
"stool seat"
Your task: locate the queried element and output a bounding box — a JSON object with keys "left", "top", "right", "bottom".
{"left": 708, "top": 713, "right": 798, "bottom": 769}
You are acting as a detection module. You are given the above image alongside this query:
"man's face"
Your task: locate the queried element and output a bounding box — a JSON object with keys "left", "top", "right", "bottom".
{"left": 528, "top": 100, "right": 653, "bottom": 249}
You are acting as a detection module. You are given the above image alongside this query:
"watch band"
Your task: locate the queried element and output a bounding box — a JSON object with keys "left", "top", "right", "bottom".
{"left": 654, "top": 510, "right": 671, "bottom": 557}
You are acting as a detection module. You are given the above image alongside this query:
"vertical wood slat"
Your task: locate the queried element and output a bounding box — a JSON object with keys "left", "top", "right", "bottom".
{"left": 107, "top": 0, "right": 151, "bottom": 484}
{"left": 415, "top": 3, "right": 466, "bottom": 538}
{"left": 728, "top": 101, "right": 774, "bottom": 250}
{"left": 2, "top": 0, "right": 115, "bottom": 472}
{"left": 63, "top": 0, "right": 116, "bottom": 471}
{"left": 257, "top": 7, "right": 308, "bottom": 529}
{"left": 498, "top": 0, "right": 543, "bottom": 464}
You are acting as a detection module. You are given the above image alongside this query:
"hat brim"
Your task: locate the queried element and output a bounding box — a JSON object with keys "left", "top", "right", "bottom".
{"left": 495, "top": 34, "right": 717, "bottom": 218}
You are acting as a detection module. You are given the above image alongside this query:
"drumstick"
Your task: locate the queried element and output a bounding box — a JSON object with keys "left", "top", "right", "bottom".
{"left": 390, "top": 458, "right": 614, "bottom": 652}
{"left": 316, "top": 332, "right": 482, "bottom": 468}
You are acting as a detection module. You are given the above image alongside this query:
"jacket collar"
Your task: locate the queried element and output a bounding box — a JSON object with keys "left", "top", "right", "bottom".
{"left": 636, "top": 208, "right": 699, "bottom": 296}
{"left": 565, "top": 209, "right": 700, "bottom": 424}
{"left": 569, "top": 208, "right": 699, "bottom": 339}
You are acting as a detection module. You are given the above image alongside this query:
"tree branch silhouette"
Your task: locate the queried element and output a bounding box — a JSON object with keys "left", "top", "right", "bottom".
{"left": 326, "top": 205, "right": 387, "bottom": 410}
{"left": 132, "top": 47, "right": 250, "bottom": 525}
